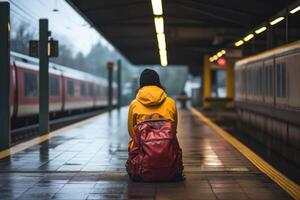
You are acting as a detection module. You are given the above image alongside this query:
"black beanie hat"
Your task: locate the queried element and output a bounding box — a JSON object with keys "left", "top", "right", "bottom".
{"left": 139, "top": 69, "right": 161, "bottom": 88}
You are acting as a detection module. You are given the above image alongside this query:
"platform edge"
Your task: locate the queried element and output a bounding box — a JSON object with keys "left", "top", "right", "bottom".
{"left": 189, "top": 107, "right": 300, "bottom": 200}
{"left": 0, "top": 111, "right": 106, "bottom": 159}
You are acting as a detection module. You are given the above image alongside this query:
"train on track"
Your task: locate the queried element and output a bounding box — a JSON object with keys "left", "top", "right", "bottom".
{"left": 235, "top": 41, "right": 300, "bottom": 164}
{"left": 9, "top": 52, "right": 117, "bottom": 120}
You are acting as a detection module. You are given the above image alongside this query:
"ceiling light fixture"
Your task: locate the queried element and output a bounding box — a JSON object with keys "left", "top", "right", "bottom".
{"left": 157, "top": 33, "right": 166, "bottom": 49}
{"left": 157, "top": 33, "right": 165, "bottom": 47}
{"left": 151, "top": 0, "right": 168, "bottom": 66}
{"left": 255, "top": 26, "right": 267, "bottom": 34}
{"left": 235, "top": 40, "right": 244, "bottom": 47}
{"left": 270, "top": 17, "right": 285, "bottom": 26}
{"left": 151, "top": 0, "right": 163, "bottom": 15}
{"left": 154, "top": 17, "right": 164, "bottom": 33}
{"left": 290, "top": 5, "right": 300, "bottom": 14}
{"left": 244, "top": 34, "right": 254, "bottom": 42}
{"left": 159, "top": 49, "right": 168, "bottom": 66}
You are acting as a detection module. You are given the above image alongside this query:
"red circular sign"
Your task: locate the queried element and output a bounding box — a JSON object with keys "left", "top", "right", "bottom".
{"left": 217, "top": 58, "right": 227, "bottom": 67}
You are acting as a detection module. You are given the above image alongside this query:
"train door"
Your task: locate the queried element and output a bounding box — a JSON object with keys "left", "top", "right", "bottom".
{"left": 263, "top": 58, "right": 275, "bottom": 106}
{"left": 275, "top": 56, "right": 288, "bottom": 108}
{"left": 284, "top": 52, "right": 300, "bottom": 108}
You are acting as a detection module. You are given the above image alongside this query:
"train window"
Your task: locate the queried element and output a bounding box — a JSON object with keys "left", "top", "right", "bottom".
{"left": 253, "top": 69, "right": 256, "bottom": 95}
{"left": 50, "top": 77, "right": 59, "bottom": 96}
{"left": 80, "top": 83, "right": 86, "bottom": 96}
{"left": 276, "top": 63, "right": 287, "bottom": 98}
{"left": 265, "top": 65, "right": 271, "bottom": 97}
{"left": 269, "top": 66, "right": 273, "bottom": 96}
{"left": 67, "top": 80, "right": 74, "bottom": 96}
{"left": 248, "top": 69, "right": 251, "bottom": 95}
{"left": 88, "top": 83, "right": 94, "bottom": 96}
{"left": 24, "top": 72, "right": 37, "bottom": 97}
{"left": 248, "top": 70, "right": 251, "bottom": 95}
{"left": 242, "top": 70, "right": 246, "bottom": 94}
{"left": 276, "top": 64, "right": 281, "bottom": 97}
{"left": 282, "top": 63, "right": 286, "bottom": 98}
{"left": 257, "top": 67, "right": 262, "bottom": 95}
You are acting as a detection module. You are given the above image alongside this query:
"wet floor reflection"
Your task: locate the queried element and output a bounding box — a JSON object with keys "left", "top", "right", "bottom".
{"left": 205, "top": 111, "right": 300, "bottom": 184}
{"left": 0, "top": 108, "right": 293, "bottom": 199}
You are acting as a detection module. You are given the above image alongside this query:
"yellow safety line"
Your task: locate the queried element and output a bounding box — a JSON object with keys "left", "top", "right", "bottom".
{"left": 189, "top": 108, "right": 300, "bottom": 200}
{"left": 0, "top": 112, "right": 105, "bottom": 159}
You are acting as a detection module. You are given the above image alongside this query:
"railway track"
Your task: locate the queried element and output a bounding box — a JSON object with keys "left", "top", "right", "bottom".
{"left": 11, "top": 108, "right": 108, "bottom": 144}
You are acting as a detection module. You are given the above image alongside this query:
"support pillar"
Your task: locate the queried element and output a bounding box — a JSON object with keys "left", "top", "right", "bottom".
{"left": 226, "top": 60, "right": 235, "bottom": 109}
{"left": 39, "top": 19, "right": 49, "bottom": 135}
{"left": 107, "top": 62, "right": 113, "bottom": 112}
{"left": 0, "top": 2, "right": 11, "bottom": 151}
{"left": 203, "top": 55, "right": 211, "bottom": 109}
{"left": 117, "top": 60, "right": 122, "bottom": 109}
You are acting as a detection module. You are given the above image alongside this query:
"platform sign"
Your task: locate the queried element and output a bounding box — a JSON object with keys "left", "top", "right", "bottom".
{"left": 29, "top": 39, "right": 59, "bottom": 58}
{"left": 48, "top": 39, "right": 59, "bottom": 57}
{"left": 29, "top": 40, "right": 39, "bottom": 57}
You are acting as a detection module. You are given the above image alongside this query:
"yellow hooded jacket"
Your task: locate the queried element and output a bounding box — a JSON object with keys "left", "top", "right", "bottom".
{"left": 127, "top": 86, "right": 177, "bottom": 148}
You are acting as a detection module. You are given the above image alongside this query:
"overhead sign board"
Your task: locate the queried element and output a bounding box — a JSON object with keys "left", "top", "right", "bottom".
{"left": 29, "top": 39, "right": 59, "bottom": 58}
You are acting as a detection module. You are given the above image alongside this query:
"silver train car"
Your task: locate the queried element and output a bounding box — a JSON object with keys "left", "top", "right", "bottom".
{"left": 235, "top": 41, "right": 300, "bottom": 163}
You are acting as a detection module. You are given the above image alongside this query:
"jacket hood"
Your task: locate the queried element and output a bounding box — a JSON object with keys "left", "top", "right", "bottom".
{"left": 136, "top": 86, "right": 167, "bottom": 106}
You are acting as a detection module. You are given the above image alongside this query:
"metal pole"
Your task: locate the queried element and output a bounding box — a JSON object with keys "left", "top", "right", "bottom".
{"left": 0, "top": 2, "right": 11, "bottom": 151}
{"left": 107, "top": 62, "right": 113, "bottom": 111}
{"left": 39, "top": 19, "right": 49, "bottom": 135}
{"left": 117, "top": 59, "right": 122, "bottom": 109}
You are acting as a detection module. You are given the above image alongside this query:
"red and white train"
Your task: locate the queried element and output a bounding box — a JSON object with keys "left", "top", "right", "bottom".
{"left": 9, "top": 52, "right": 117, "bottom": 119}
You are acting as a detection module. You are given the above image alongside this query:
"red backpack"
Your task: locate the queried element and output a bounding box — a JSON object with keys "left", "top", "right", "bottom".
{"left": 126, "top": 113, "right": 184, "bottom": 182}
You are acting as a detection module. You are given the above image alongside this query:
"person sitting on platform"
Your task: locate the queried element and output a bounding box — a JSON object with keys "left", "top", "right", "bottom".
{"left": 126, "top": 69, "right": 184, "bottom": 182}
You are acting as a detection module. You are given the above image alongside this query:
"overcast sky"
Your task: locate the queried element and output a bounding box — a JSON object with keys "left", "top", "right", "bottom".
{"left": 3, "top": 0, "right": 114, "bottom": 55}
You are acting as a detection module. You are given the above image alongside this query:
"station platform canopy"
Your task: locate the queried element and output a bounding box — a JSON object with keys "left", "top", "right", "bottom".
{"left": 67, "top": 0, "right": 298, "bottom": 75}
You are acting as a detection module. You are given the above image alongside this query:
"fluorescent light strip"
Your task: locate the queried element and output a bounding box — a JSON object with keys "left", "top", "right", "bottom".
{"left": 151, "top": 0, "right": 163, "bottom": 15}
{"left": 159, "top": 49, "right": 168, "bottom": 66}
{"left": 235, "top": 40, "right": 244, "bottom": 47}
{"left": 290, "top": 5, "right": 300, "bottom": 14}
{"left": 154, "top": 17, "right": 164, "bottom": 33}
{"left": 157, "top": 33, "right": 166, "bottom": 50}
{"left": 255, "top": 26, "right": 267, "bottom": 34}
{"left": 244, "top": 34, "right": 254, "bottom": 42}
{"left": 157, "top": 33, "right": 167, "bottom": 66}
{"left": 157, "top": 37, "right": 166, "bottom": 50}
{"left": 151, "top": 0, "right": 168, "bottom": 66}
{"left": 270, "top": 17, "right": 285, "bottom": 26}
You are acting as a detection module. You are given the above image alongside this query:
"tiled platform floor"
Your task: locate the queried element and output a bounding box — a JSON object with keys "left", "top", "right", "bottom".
{"left": 0, "top": 108, "right": 292, "bottom": 199}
